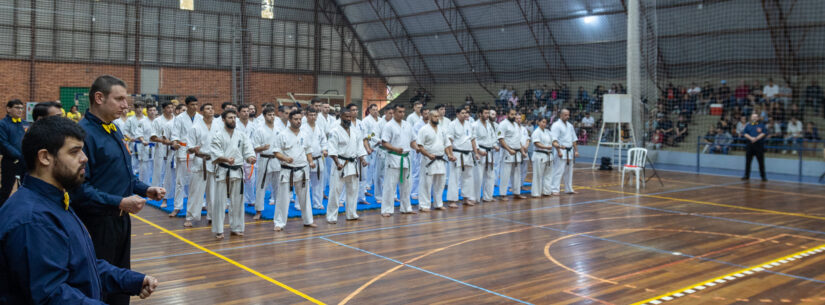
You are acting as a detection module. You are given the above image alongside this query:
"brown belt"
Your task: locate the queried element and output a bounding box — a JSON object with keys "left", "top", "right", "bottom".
{"left": 195, "top": 152, "right": 211, "bottom": 180}
{"left": 259, "top": 153, "right": 277, "bottom": 189}
{"left": 312, "top": 155, "right": 323, "bottom": 180}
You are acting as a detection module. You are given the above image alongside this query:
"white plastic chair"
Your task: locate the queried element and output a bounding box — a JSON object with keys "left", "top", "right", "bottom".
{"left": 621, "top": 148, "right": 647, "bottom": 191}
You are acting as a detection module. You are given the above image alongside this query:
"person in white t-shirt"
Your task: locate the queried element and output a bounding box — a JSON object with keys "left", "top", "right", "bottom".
{"left": 763, "top": 78, "right": 780, "bottom": 101}
{"left": 784, "top": 116, "right": 803, "bottom": 154}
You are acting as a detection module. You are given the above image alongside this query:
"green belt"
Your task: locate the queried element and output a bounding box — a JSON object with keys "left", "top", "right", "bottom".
{"left": 382, "top": 148, "right": 410, "bottom": 183}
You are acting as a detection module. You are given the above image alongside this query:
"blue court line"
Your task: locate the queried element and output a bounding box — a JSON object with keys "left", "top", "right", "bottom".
{"left": 486, "top": 216, "right": 825, "bottom": 285}
{"left": 132, "top": 180, "right": 739, "bottom": 262}
{"left": 319, "top": 237, "right": 534, "bottom": 305}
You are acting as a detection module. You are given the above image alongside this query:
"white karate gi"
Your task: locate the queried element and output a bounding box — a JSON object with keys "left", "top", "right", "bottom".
{"left": 327, "top": 124, "right": 366, "bottom": 221}
{"left": 497, "top": 119, "right": 525, "bottom": 196}
{"left": 446, "top": 119, "right": 475, "bottom": 202}
{"left": 171, "top": 112, "right": 202, "bottom": 211}
{"left": 550, "top": 120, "right": 578, "bottom": 194}
{"left": 531, "top": 127, "right": 554, "bottom": 197}
{"left": 417, "top": 124, "right": 450, "bottom": 209}
{"left": 380, "top": 119, "right": 415, "bottom": 214}
{"left": 252, "top": 123, "right": 281, "bottom": 214}
{"left": 273, "top": 128, "right": 314, "bottom": 228}
{"left": 209, "top": 127, "right": 255, "bottom": 234}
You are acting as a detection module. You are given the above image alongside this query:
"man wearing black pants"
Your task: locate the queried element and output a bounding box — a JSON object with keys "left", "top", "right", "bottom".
{"left": 0, "top": 99, "right": 26, "bottom": 207}
{"left": 71, "top": 75, "right": 167, "bottom": 305}
{"left": 742, "top": 113, "right": 767, "bottom": 181}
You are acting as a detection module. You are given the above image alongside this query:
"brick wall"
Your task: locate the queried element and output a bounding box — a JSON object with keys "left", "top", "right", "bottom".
{"left": 158, "top": 67, "right": 231, "bottom": 105}
{"left": 0, "top": 60, "right": 333, "bottom": 117}
{"left": 362, "top": 76, "right": 388, "bottom": 110}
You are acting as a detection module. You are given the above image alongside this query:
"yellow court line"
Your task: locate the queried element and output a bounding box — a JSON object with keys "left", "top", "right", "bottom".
{"left": 131, "top": 214, "right": 326, "bottom": 305}
{"left": 631, "top": 243, "right": 825, "bottom": 305}
{"left": 581, "top": 186, "right": 825, "bottom": 222}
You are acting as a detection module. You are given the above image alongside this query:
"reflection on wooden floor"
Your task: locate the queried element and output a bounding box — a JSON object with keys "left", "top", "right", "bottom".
{"left": 130, "top": 168, "right": 825, "bottom": 305}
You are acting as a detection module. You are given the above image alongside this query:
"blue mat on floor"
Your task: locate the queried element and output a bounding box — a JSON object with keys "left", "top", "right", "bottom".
{"left": 146, "top": 182, "right": 531, "bottom": 219}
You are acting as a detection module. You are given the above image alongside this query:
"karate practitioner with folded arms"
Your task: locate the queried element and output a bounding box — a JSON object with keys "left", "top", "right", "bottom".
{"left": 302, "top": 107, "right": 328, "bottom": 210}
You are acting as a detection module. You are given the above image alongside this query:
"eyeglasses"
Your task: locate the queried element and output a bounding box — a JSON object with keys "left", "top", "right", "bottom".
{"left": 11, "top": 106, "right": 24, "bottom": 110}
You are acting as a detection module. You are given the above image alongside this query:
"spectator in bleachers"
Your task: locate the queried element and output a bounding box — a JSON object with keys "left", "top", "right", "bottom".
{"left": 559, "top": 84, "right": 570, "bottom": 105}
{"left": 497, "top": 86, "right": 509, "bottom": 108}
{"left": 674, "top": 115, "right": 689, "bottom": 144}
{"left": 701, "top": 125, "right": 716, "bottom": 153}
{"left": 778, "top": 82, "right": 793, "bottom": 108}
{"left": 769, "top": 101, "right": 786, "bottom": 125}
{"left": 783, "top": 117, "right": 803, "bottom": 154}
{"left": 735, "top": 80, "right": 750, "bottom": 103}
{"left": 736, "top": 115, "right": 748, "bottom": 137}
{"left": 788, "top": 103, "right": 801, "bottom": 120}
{"left": 710, "top": 128, "right": 733, "bottom": 154}
{"left": 719, "top": 80, "right": 732, "bottom": 102}
{"left": 464, "top": 94, "right": 474, "bottom": 104}
{"left": 508, "top": 90, "right": 519, "bottom": 108}
{"left": 680, "top": 93, "right": 696, "bottom": 122}
{"left": 717, "top": 114, "right": 732, "bottom": 134}
{"left": 688, "top": 82, "right": 701, "bottom": 97}
{"left": 805, "top": 80, "right": 823, "bottom": 115}
{"left": 656, "top": 115, "right": 674, "bottom": 146}
{"left": 804, "top": 122, "right": 820, "bottom": 141}
{"left": 576, "top": 87, "right": 590, "bottom": 112}
{"left": 581, "top": 112, "right": 595, "bottom": 139}
{"left": 763, "top": 78, "right": 780, "bottom": 102}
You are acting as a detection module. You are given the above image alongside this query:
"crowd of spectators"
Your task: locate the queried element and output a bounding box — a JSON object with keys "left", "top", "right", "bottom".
{"left": 408, "top": 78, "right": 823, "bottom": 156}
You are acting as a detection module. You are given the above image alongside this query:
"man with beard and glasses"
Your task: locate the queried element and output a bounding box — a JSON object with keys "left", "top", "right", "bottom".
{"left": 71, "top": 76, "right": 166, "bottom": 305}
{"left": 209, "top": 110, "right": 256, "bottom": 239}
{"left": 497, "top": 108, "right": 528, "bottom": 199}
{"left": 327, "top": 108, "right": 368, "bottom": 223}
{"left": 550, "top": 109, "right": 579, "bottom": 195}
{"left": 273, "top": 110, "right": 316, "bottom": 231}
{"left": 0, "top": 116, "right": 159, "bottom": 304}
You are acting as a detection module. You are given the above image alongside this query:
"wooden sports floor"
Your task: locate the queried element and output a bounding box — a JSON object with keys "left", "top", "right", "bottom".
{"left": 129, "top": 168, "right": 825, "bottom": 305}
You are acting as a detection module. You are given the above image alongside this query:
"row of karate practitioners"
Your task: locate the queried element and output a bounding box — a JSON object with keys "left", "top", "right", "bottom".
{"left": 115, "top": 98, "right": 579, "bottom": 239}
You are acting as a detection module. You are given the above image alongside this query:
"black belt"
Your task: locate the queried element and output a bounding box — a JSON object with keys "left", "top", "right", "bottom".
{"left": 561, "top": 146, "right": 574, "bottom": 165}
{"left": 479, "top": 145, "right": 493, "bottom": 171}
{"left": 259, "top": 153, "right": 277, "bottom": 189}
{"left": 338, "top": 156, "right": 362, "bottom": 179}
{"left": 534, "top": 150, "right": 551, "bottom": 155}
{"left": 426, "top": 155, "right": 446, "bottom": 167}
{"left": 509, "top": 149, "right": 522, "bottom": 164}
{"left": 453, "top": 148, "right": 472, "bottom": 171}
{"left": 218, "top": 163, "right": 244, "bottom": 198}
{"left": 281, "top": 164, "right": 306, "bottom": 192}
{"left": 312, "top": 155, "right": 323, "bottom": 180}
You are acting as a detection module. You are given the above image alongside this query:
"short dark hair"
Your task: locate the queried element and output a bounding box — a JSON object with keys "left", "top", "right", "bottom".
{"left": 175, "top": 104, "right": 185, "bottom": 111}
{"left": 200, "top": 103, "right": 213, "bottom": 111}
{"left": 32, "top": 102, "right": 62, "bottom": 122}
{"left": 306, "top": 107, "right": 318, "bottom": 114}
{"left": 89, "top": 75, "right": 126, "bottom": 107}
{"left": 393, "top": 104, "right": 405, "bottom": 111}
{"left": 262, "top": 106, "right": 276, "bottom": 115}
{"left": 288, "top": 109, "right": 302, "bottom": 119}
{"left": 22, "top": 116, "right": 86, "bottom": 171}
{"left": 221, "top": 101, "right": 233, "bottom": 110}
{"left": 434, "top": 104, "right": 445, "bottom": 111}
{"left": 238, "top": 104, "right": 249, "bottom": 111}
{"left": 221, "top": 109, "right": 237, "bottom": 119}
{"left": 6, "top": 99, "right": 23, "bottom": 108}
{"left": 346, "top": 103, "right": 358, "bottom": 111}
{"left": 160, "top": 101, "right": 173, "bottom": 110}
{"left": 184, "top": 96, "right": 198, "bottom": 105}
{"left": 413, "top": 100, "right": 423, "bottom": 106}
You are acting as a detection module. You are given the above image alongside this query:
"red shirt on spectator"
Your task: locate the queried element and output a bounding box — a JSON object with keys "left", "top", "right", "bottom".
{"left": 735, "top": 85, "right": 749, "bottom": 99}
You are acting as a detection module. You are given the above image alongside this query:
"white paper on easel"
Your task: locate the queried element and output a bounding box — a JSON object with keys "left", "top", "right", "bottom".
{"left": 603, "top": 94, "right": 632, "bottom": 123}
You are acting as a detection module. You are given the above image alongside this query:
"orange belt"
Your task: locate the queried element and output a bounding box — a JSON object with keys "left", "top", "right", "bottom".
{"left": 179, "top": 142, "right": 189, "bottom": 169}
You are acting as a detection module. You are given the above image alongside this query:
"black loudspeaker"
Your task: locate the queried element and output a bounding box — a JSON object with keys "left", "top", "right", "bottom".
{"left": 599, "top": 157, "right": 613, "bottom": 171}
